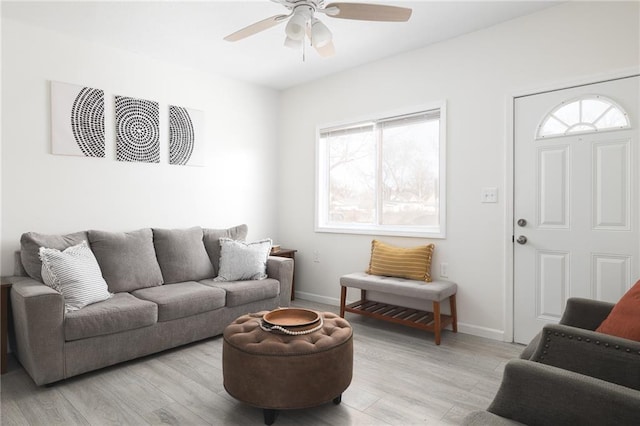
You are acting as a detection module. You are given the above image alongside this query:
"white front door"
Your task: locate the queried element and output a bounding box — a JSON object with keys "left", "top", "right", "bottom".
{"left": 513, "top": 75, "right": 639, "bottom": 344}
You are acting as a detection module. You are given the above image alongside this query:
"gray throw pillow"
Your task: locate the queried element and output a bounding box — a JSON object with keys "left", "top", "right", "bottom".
{"left": 153, "top": 226, "right": 215, "bottom": 284}
{"left": 88, "top": 228, "right": 164, "bottom": 293}
{"left": 39, "top": 240, "right": 112, "bottom": 312}
{"left": 203, "top": 224, "right": 248, "bottom": 274}
{"left": 214, "top": 238, "right": 272, "bottom": 281}
{"left": 20, "top": 230, "right": 88, "bottom": 281}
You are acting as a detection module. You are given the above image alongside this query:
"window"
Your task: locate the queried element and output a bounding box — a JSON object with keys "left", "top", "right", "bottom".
{"left": 536, "top": 95, "right": 630, "bottom": 139}
{"left": 316, "top": 104, "right": 446, "bottom": 238}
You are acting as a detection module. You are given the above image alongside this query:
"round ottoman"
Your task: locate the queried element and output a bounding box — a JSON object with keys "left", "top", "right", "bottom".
{"left": 223, "top": 311, "right": 353, "bottom": 425}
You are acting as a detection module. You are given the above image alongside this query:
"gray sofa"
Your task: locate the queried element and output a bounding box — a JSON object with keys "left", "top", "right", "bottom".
{"left": 9, "top": 225, "right": 293, "bottom": 386}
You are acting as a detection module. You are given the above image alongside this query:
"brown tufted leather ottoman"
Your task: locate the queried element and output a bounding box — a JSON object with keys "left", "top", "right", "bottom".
{"left": 223, "top": 311, "right": 353, "bottom": 425}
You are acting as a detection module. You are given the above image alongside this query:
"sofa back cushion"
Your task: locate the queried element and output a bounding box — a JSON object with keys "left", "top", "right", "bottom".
{"left": 88, "top": 228, "right": 164, "bottom": 293}
{"left": 203, "top": 224, "right": 248, "bottom": 275}
{"left": 20, "top": 231, "right": 88, "bottom": 281}
{"left": 153, "top": 226, "right": 215, "bottom": 284}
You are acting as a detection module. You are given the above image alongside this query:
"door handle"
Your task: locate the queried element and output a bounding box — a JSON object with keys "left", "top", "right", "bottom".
{"left": 516, "top": 235, "right": 527, "bottom": 245}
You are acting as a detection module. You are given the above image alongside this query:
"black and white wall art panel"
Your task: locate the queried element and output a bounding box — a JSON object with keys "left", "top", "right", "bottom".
{"left": 169, "top": 105, "right": 205, "bottom": 166}
{"left": 51, "top": 81, "right": 105, "bottom": 157}
{"left": 115, "top": 96, "right": 160, "bottom": 163}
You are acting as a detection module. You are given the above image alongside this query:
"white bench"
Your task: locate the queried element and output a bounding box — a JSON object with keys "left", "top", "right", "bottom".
{"left": 339, "top": 272, "right": 458, "bottom": 345}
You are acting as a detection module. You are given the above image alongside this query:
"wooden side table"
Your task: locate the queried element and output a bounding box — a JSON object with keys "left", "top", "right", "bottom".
{"left": 270, "top": 248, "right": 297, "bottom": 301}
{"left": 1, "top": 278, "right": 12, "bottom": 374}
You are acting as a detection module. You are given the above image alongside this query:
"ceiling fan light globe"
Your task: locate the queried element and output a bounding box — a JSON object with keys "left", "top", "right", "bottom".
{"left": 284, "top": 36, "right": 302, "bottom": 49}
{"left": 285, "top": 8, "right": 310, "bottom": 41}
{"left": 311, "top": 19, "right": 332, "bottom": 48}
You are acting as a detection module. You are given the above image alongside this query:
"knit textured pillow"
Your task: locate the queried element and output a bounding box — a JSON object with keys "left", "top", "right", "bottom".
{"left": 367, "top": 240, "right": 435, "bottom": 282}
{"left": 595, "top": 280, "right": 640, "bottom": 341}
{"left": 39, "top": 241, "right": 112, "bottom": 312}
{"left": 214, "top": 238, "right": 272, "bottom": 281}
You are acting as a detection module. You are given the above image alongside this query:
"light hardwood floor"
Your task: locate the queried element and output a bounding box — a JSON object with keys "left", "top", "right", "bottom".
{"left": 1, "top": 300, "right": 523, "bottom": 425}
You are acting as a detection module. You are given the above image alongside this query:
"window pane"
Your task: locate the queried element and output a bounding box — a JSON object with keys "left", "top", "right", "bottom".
{"left": 567, "top": 123, "right": 596, "bottom": 133}
{"left": 595, "top": 107, "right": 628, "bottom": 129}
{"left": 539, "top": 116, "right": 568, "bottom": 137}
{"left": 553, "top": 101, "right": 579, "bottom": 125}
{"left": 327, "top": 131, "right": 376, "bottom": 224}
{"left": 581, "top": 99, "right": 610, "bottom": 122}
{"left": 381, "top": 119, "right": 439, "bottom": 226}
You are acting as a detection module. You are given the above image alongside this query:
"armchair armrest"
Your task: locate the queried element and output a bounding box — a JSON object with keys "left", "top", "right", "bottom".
{"left": 530, "top": 323, "right": 640, "bottom": 390}
{"left": 9, "top": 276, "right": 65, "bottom": 385}
{"left": 266, "top": 256, "right": 293, "bottom": 307}
{"left": 485, "top": 359, "right": 640, "bottom": 426}
{"left": 559, "top": 297, "right": 614, "bottom": 330}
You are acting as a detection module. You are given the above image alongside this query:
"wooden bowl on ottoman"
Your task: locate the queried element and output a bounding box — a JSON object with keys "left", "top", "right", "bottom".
{"left": 222, "top": 310, "right": 353, "bottom": 425}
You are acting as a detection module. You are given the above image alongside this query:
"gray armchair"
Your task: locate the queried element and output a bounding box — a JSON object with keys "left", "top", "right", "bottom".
{"left": 520, "top": 297, "right": 640, "bottom": 391}
{"left": 464, "top": 297, "right": 640, "bottom": 425}
{"left": 463, "top": 359, "right": 640, "bottom": 426}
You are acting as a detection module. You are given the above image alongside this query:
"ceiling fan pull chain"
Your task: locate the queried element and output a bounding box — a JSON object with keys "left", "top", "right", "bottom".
{"left": 302, "top": 34, "right": 306, "bottom": 62}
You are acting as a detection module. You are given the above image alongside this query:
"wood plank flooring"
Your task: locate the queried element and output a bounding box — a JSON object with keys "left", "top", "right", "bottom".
{"left": 1, "top": 300, "right": 524, "bottom": 425}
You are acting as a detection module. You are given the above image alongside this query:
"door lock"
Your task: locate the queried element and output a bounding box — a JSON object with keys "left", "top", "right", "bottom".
{"left": 516, "top": 235, "right": 528, "bottom": 245}
{"left": 517, "top": 218, "right": 527, "bottom": 227}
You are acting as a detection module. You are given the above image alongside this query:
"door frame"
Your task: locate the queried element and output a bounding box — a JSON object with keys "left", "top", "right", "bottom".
{"left": 503, "top": 67, "right": 640, "bottom": 342}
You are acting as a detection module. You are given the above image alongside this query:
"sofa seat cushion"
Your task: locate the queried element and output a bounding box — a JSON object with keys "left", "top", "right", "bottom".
{"left": 132, "top": 282, "right": 225, "bottom": 322}
{"left": 200, "top": 278, "right": 279, "bottom": 307}
{"left": 65, "top": 292, "right": 158, "bottom": 341}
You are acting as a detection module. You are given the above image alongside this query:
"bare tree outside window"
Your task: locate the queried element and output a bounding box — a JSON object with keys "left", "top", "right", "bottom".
{"left": 317, "top": 106, "right": 446, "bottom": 238}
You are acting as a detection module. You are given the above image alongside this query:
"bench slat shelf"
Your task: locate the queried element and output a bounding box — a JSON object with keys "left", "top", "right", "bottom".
{"left": 344, "top": 300, "right": 452, "bottom": 332}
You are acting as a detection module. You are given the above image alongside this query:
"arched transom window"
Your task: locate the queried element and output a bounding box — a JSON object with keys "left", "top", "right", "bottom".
{"left": 536, "top": 95, "right": 630, "bottom": 139}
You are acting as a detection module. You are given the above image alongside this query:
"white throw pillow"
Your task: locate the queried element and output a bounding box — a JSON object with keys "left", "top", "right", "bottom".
{"left": 214, "top": 238, "right": 272, "bottom": 281}
{"left": 39, "top": 240, "right": 112, "bottom": 312}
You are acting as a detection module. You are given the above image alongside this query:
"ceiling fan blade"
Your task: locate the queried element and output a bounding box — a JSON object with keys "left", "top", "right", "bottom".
{"left": 323, "top": 3, "right": 412, "bottom": 22}
{"left": 315, "top": 40, "right": 336, "bottom": 58}
{"left": 224, "top": 14, "right": 289, "bottom": 42}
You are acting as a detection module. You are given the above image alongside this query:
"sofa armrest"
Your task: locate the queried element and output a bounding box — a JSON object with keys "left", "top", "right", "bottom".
{"left": 559, "top": 297, "right": 614, "bottom": 330}
{"left": 266, "top": 256, "right": 293, "bottom": 307}
{"left": 530, "top": 323, "right": 640, "bottom": 390}
{"left": 485, "top": 359, "right": 640, "bottom": 426}
{"left": 9, "top": 276, "right": 65, "bottom": 385}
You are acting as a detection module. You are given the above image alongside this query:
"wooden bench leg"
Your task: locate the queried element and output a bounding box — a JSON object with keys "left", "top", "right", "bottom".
{"left": 433, "top": 301, "right": 441, "bottom": 345}
{"left": 450, "top": 294, "right": 458, "bottom": 333}
{"left": 340, "top": 286, "right": 347, "bottom": 318}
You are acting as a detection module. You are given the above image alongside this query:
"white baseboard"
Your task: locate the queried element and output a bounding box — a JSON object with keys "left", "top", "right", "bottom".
{"left": 294, "top": 291, "right": 341, "bottom": 306}
{"left": 456, "top": 322, "right": 505, "bottom": 341}
{"left": 295, "top": 291, "right": 507, "bottom": 342}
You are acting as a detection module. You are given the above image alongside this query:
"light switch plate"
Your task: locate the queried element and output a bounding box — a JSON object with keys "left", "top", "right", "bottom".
{"left": 481, "top": 187, "right": 498, "bottom": 203}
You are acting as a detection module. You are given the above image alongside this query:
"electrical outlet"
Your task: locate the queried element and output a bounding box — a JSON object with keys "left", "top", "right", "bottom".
{"left": 440, "top": 262, "right": 448, "bottom": 278}
{"left": 313, "top": 250, "right": 320, "bottom": 263}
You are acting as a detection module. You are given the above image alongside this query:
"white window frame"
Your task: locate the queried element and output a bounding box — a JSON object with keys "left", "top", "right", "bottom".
{"left": 315, "top": 102, "right": 447, "bottom": 238}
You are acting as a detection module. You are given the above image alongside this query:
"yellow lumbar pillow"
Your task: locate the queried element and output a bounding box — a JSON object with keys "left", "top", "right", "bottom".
{"left": 367, "top": 240, "right": 434, "bottom": 282}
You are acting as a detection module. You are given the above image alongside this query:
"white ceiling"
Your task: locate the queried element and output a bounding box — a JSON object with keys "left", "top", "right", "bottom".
{"left": 2, "top": 0, "right": 562, "bottom": 90}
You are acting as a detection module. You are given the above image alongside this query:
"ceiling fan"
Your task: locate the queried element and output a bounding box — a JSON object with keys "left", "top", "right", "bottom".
{"left": 223, "top": 1, "right": 412, "bottom": 58}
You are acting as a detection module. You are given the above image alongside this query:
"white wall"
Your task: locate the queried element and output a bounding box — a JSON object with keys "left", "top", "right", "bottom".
{"left": 278, "top": 2, "right": 640, "bottom": 339}
{"left": 0, "top": 19, "right": 281, "bottom": 275}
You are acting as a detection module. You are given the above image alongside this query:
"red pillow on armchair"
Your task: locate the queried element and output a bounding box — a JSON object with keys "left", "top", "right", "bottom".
{"left": 595, "top": 279, "right": 640, "bottom": 341}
